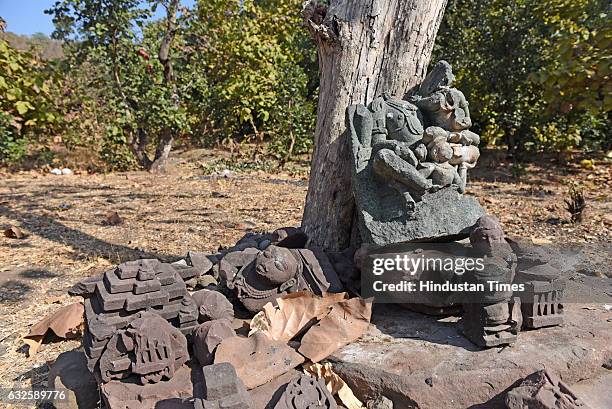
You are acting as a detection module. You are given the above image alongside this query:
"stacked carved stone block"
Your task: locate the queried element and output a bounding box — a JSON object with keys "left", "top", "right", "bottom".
{"left": 82, "top": 259, "right": 198, "bottom": 378}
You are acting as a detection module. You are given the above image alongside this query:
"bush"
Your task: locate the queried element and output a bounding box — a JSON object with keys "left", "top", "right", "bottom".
{"left": 434, "top": 0, "right": 610, "bottom": 156}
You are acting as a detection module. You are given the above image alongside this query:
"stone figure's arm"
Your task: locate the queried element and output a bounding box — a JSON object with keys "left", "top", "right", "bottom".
{"left": 454, "top": 163, "right": 467, "bottom": 193}
{"left": 347, "top": 104, "right": 373, "bottom": 150}
{"left": 394, "top": 143, "right": 419, "bottom": 166}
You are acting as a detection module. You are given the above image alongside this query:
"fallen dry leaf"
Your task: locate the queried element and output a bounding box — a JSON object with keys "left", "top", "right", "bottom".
{"left": 4, "top": 225, "right": 26, "bottom": 239}
{"left": 249, "top": 291, "right": 348, "bottom": 342}
{"left": 23, "top": 302, "right": 84, "bottom": 356}
{"left": 304, "top": 362, "right": 365, "bottom": 409}
{"left": 298, "top": 297, "right": 372, "bottom": 363}
{"left": 214, "top": 331, "right": 305, "bottom": 389}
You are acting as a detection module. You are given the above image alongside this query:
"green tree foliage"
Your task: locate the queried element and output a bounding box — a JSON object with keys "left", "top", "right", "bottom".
{"left": 41, "top": 0, "right": 316, "bottom": 169}
{"left": 187, "top": 0, "right": 317, "bottom": 159}
{"left": 47, "top": 0, "right": 188, "bottom": 171}
{"left": 0, "top": 38, "right": 62, "bottom": 163}
{"left": 434, "top": 0, "right": 610, "bottom": 155}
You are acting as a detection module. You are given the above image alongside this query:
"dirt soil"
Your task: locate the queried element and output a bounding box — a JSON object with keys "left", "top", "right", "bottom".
{"left": 0, "top": 148, "right": 610, "bottom": 391}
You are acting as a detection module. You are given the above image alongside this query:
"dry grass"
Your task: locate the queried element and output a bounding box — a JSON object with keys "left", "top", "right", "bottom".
{"left": 0, "top": 148, "right": 609, "bottom": 389}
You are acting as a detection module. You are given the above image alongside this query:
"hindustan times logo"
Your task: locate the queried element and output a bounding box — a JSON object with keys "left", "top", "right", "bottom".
{"left": 372, "top": 254, "right": 485, "bottom": 276}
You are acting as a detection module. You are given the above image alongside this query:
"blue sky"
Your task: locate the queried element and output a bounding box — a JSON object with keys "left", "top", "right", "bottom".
{"left": 0, "top": 0, "right": 196, "bottom": 36}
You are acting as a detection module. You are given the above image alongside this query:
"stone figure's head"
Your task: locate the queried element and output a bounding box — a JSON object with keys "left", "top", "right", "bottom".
{"left": 428, "top": 139, "right": 453, "bottom": 163}
{"left": 385, "top": 99, "right": 424, "bottom": 145}
{"left": 470, "top": 215, "right": 511, "bottom": 256}
{"left": 253, "top": 245, "right": 299, "bottom": 288}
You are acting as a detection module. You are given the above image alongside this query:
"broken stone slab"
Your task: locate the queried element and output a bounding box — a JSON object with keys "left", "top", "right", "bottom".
{"left": 100, "top": 364, "right": 197, "bottom": 409}
{"left": 570, "top": 369, "right": 612, "bottom": 409}
{"left": 214, "top": 332, "right": 305, "bottom": 390}
{"left": 328, "top": 304, "right": 612, "bottom": 409}
{"left": 248, "top": 370, "right": 300, "bottom": 409}
{"left": 505, "top": 369, "right": 592, "bottom": 409}
{"left": 193, "top": 319, "right": 236, "bottom": 366}
{"left": 356, "top": 186, "right": 485, "bottom": 245}
{"left": 48, "top": 349, "right": 99, "bottom": 409}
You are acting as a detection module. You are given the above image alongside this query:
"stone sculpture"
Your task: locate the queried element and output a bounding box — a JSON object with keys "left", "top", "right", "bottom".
{"left": 508, "top": 238, "right": 566, "bottom": 329}
{"left": 347, "top": 60, "right": 485, "bottom": 245}
{"left": 80, "top": 259, "right": 198, "bottom": 378}
{"left": 274, "top": 373, "right": 337, "bottom": 409}
{"left": 462, "top": 216, "right": 521, "bottom": 347}
{"left": 194, "top": 363, "right": 251, "bottom": 409}
{"left": 229, "top": 245, "right": 343, "bottom": 313}
{"left": 505, "top": 370, "right": 592, "bottom": 409}
{"left": 98, "top": 312, "right": 188, "bottom": 384}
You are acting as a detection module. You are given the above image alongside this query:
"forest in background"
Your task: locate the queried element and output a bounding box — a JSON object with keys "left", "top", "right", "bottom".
{"left": 0, "top": 0, "right": 610, "bottom": 171}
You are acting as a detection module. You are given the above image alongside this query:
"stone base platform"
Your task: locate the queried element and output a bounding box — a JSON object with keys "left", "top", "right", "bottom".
{"left": 329, "top": 304, "right": 612, "bottom": 409}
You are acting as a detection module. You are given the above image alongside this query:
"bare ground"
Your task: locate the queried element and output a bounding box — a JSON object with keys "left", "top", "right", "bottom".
{"left": 0, "top": 148, "right": 610, "bottom": 391}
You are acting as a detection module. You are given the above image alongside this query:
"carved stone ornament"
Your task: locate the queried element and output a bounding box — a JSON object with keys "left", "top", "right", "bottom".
{"left": 274, "top": 373, "right": 337, "bottom": 409}
{"left": 98, "top": 311, "right": 188, "bottom": 384}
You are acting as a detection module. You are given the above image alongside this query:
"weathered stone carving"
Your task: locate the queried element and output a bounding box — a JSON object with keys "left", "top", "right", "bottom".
{"left": 508, "top": 238, "right": 566, "bottom": 329}
{"left": 195, "top": 363, "right": 251, "bottom": 409}
{"left": 347, "top": 60, "right": 485, "bottom": 245}
{"left": 98, "top": 311, "right": 188, "bottom": 384}
{"left": 80, "top": 259, "right": 197, "bottom": 378}
{"left": 505, "top": 370, "right": 591, "bottom": 409}
{"left": 462, "top": 216, "right": 521, "bottom": 347}
{"left": 229, "top": 245, "right": 343, "bottom": 313}
{"left": 274, "top": 373, "right": 337, "bottom": 409}
{"left": 191, "top": 289, "right": 235, "bottom": 322}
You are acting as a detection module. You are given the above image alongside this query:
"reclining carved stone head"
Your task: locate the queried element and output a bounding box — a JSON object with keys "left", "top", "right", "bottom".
{"left": 254, "top": 246, "right": 299, "bottom": 288}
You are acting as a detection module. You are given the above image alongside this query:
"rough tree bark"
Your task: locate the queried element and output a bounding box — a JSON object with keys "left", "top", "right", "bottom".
{"left": 149, "top": 0, "right": 180, "bottom": 172}
{"left": 301, "top": 0, "right": 448, "bottom": 251}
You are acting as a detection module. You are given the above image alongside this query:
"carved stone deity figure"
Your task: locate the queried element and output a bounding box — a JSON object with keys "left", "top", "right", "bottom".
{"left": 347, "top": 60, "right": 485, "bottom": 245}
{"left": 462, "top": 216, "right": 522, "bottom": 347}
{"left": 230, "top": 245, "right": 343, "bottom": 313}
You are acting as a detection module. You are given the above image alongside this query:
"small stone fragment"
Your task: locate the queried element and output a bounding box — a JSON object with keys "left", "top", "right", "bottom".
{"left": 4, "top": 225, "right": 26, "bottom": 239}
{"left": 505, "top": 370, "right": 592, "bottom": 409}
{"left": 195, "top": 363, "right": 251, "bottom": 409}
{"left": 103, "top": 211, "right": 123, "bottom": 226}
{"left": 191, "top": 289, "right": 234, "bottom": 322}
{"left": 193, "top": 319, "right": 236, "bottom": 366}
{"left": 367, "top": 396, "right": 394, "bottom": 409}
{"left": 197, "top": 275, "right": 218, "bottom": 289}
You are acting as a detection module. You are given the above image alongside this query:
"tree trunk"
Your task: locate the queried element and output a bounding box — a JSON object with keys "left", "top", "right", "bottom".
{"left": 150, "top": 0, "right": 180, "bottom": 173}
{"left": 301, "top": 0, "right": 448, "bottom": 251}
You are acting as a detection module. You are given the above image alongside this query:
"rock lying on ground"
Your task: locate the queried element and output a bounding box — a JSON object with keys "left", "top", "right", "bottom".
{"left": 505, "top": 369, "right": 592, "bottom": 409}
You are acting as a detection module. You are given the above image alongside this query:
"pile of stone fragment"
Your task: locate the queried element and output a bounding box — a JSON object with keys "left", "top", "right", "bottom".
{"left": 68, "top": 226, "right": 366, "bottom": 409}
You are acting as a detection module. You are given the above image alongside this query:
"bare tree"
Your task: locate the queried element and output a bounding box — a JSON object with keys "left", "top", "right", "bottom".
{"left": 301, "top": 0, "right": 448, "bottom": 250}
